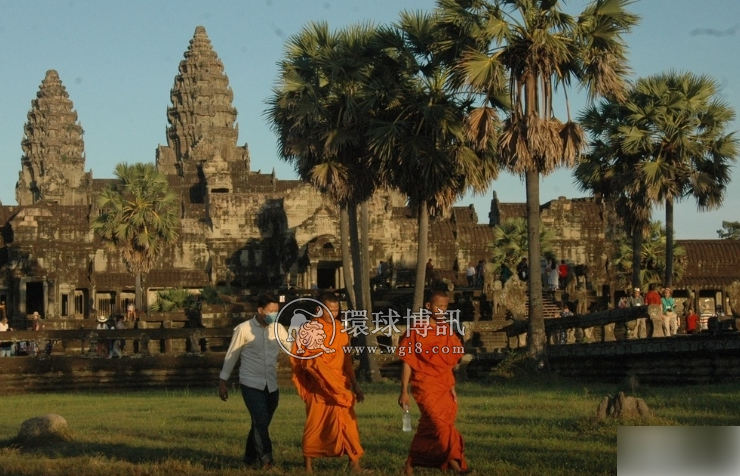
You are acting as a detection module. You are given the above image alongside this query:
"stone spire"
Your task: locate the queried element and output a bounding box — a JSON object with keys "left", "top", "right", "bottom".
{"left": 164, "top": 26, "right": 242, "bottom": 171}
{"left": 16, "top": 70, "right": 91, "bottom": 206}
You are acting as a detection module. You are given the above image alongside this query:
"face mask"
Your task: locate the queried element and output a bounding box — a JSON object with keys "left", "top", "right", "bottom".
{"left": 264, "top": 312, "right": 278, "bottom": 324}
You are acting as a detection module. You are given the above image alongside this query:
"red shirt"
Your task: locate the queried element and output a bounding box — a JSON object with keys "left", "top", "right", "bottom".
{"left": 644, "top": 290, "right": 661, "bottom": 305}
{"left": 686, "top": 312, "right": 698, "bottom": 332}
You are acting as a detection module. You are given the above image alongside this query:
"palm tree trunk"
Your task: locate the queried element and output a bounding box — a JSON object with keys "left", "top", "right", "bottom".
{"left": 359, "top": 200, "right": 379, "bottom": 382}
{"left": 348, "top": 203, "right": 364, "bottom": 311}
{"left": 413, "top": 201, "right": 429, "bottom": 314}
{"left": 348, "top": 200, "right": 380, "bottom": 381}
{"left": 135, "top": 273, "right": 143, "bottom": 315}
{"left": 665, "top": 198, "right": 674, "bottom": 287}
{"left": 631, "top": 228, "right": 643, "bottom": 289}
{"left": 340, "top": 204, "right": 356, "bottom": 309}
{"left": 525, "top": 170, "right": 546, "bottom": 362}
{"left": 360, "top": 201, "right": 372, "bottom": 320}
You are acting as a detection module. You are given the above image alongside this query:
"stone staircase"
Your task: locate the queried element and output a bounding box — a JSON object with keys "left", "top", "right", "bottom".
{"left": 525, "top": 292, "right": 563, "bottom": 319}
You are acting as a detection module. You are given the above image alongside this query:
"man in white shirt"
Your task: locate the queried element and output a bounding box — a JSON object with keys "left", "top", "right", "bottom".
{"left": 466, "top": 262, "right": 476, "bottom": 287}
{"left": 218, "top": 293, "right": 289, "bottom": 469}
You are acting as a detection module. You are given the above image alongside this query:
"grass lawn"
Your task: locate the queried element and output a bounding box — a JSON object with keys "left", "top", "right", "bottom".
{"left": 1, "top": 376, "right": 740, "bottom": 476}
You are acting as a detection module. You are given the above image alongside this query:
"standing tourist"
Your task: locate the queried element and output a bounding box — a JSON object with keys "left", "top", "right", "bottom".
{"left": 218, "top": 293, "right": 289, "bottom": 470}
{"left": 661, "top": 287, "right": 678, "bottom": 337}
{"left": 546, "top": 258, "right": 559, "bottom": 291}
{"left": 644, "top": 284, "right": 662, "bottom": 337}
{"left": 557, "top": 260, "right": 569, "bottom": 291}
{"left": 685, "top": 307, "right": 699, "bottom": 335}
{"left": 0, "top": 316, "right": 13, "bottom": 357}
{"left": 466, "top": 262, "right": 476, "bottom": 288}
{"left": 425, "top": 259, "right": 435, "bottom": 286}
{"left": 627, "top": 287, "right": 646, "bottom": 339}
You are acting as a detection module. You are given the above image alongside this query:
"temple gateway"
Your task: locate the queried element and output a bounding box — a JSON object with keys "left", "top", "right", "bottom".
{"left": 2, "top": 26, "right": 738, "bottom": 324}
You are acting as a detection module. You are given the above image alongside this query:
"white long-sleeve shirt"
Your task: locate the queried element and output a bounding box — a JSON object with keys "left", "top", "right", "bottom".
{"left": 219, "top": 316, "right": 289, "bottom": 393}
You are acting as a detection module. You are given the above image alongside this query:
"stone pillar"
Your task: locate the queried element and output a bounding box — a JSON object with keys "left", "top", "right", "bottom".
{"left": 19, "top": 278, "right": 28, "bottom": 316}
{"left": 43, "top": 280, "right": 50, "bottom": 317}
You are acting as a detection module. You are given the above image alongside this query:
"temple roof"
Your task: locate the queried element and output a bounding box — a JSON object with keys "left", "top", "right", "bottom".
{"left": 676, "top": 239, "right": 740, "bottom": 288}
{"left": 17, "top": 70, "right": 87, "bottom": 206}
{"left": 166, "top": 26, "right": 238, "bottom": 157}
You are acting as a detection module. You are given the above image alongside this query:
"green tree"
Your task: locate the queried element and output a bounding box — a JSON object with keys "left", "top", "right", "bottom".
{"left": 490, "top": 217, "right": 553, "bottom": 279}
{"left": 576, "top": 96, "right": 653, "bottom": 290}
{"left": 266, "top": 22, "right": 382, "bottom": 381}
{"left": 435, "top": 0, "right": 638, "bottom": 361}
{"left": 367, "top": 10, "right": 500, "bottom": 312}
{"left": 717, "top": 221, "right": 740, "bottom": 240}
{"left": 92, "top": 163, "right": 180, "bottom": 312}
{"left": 621, "top": 72, "right": 738, "bottom": 287}
{"left": 612, "top": 221, "right": 685, "bottom": 291}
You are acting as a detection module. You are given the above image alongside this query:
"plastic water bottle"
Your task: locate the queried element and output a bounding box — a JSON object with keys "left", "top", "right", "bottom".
{"left": 402, "top": 407, "right": 412, "bottom": 432}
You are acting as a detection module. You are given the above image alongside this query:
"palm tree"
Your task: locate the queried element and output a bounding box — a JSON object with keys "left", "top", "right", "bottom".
{"left": 266, "top": 22, "right": 382, "bottom": 381}
{"left": 576, "top": 96, "right": 653, "bottom": 290}
{"left": 490, "top": 217, "right": 554, "bottom": 280}
{"left": 620, "top": 72, "right": 737, "bottom": 287}
{"left": 92, "top": 163, "right": 180, "bottom": 313}
{"left": 367, "top": 10, "right": 500, "bottom": 312}
{"left": 612, "top": 221, "right": 685, "bottom": 291}
{"left": 435, "top": 0, "right": 638, "bottom": 361}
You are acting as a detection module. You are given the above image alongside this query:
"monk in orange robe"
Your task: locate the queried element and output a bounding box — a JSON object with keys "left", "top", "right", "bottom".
{"left": 291, "top": 291, "right": 367, "bottom": 474}
{"left": 398, "top": 289, "right": 468, "bottom": 475}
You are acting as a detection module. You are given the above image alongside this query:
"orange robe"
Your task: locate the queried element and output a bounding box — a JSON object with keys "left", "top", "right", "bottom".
{"left": 291, "top": 319, "right": 364, "bottom": 461}
{"left": 398, "top": 325, "right": 467, "bottom": 470}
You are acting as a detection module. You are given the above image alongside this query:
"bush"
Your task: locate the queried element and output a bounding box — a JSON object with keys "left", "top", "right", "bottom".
{"left": 198, "top": 286, "right": 231, "bottom": 305}
{"left": 149, "top": 289, "right": 198, "bottom": 312}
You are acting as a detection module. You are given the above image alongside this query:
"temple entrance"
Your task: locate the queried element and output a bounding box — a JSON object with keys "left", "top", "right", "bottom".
{"left": 26, "top": 281, "right": 44, "bottom": 316}
{"left": 316, "top": 261, "right": 341, "bottom": 289}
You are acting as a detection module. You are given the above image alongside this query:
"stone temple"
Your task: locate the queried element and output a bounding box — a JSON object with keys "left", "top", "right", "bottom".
{"left": 1, "top": 26, "right": 738, "bottom": 322}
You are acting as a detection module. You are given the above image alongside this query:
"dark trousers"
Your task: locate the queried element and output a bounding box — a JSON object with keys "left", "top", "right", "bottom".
{"left": 241, "top": 385, "right": 279, "bottom": 466}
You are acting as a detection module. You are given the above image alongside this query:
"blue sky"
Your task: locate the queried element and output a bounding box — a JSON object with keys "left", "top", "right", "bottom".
{"left": 0, "top": 0, "right": 738, "bottom": 239}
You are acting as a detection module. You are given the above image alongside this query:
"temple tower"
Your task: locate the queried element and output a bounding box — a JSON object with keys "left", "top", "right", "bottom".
{"left": 16, "top": 70, "right": 91, "bottom": 206}
{"left": 156, "top": 26, "right": 250, "bottom": 185}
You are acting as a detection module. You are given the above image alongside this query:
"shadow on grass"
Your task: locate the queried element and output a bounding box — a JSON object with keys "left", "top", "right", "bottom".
{"left": 0, "top": 438, "right": 285, "bottom": 473}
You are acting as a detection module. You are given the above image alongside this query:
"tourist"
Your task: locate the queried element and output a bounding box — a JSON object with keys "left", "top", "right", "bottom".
{"left": 95, "top": 314, "right": 111, "bottom": 357}
{"left": 558, "top": 260, "right": 569, "bottom": 291}
{"left": 627, "top": 287, "right": 646, "bottom": 339}
{"left": 516, "top": 258, "right": 528, "bottom": 281}
{"left": 559, "top": 302, "right": 574, "bottom": 344}
{"left": 0, "top": 316, "right": 13, "bottom": 357}
{"left": 661, "top": 287, "right": 678, "bottom": 337}
{"left": 291, "top": 292, "right": 367, "bottom": 474}
{"left": 685, "top": 307, "right": 699, "bottom": 335}
{"left": 27, "top": 312, "right": 44, "bottom": 356}
{"left": 109, "top": 315, "right": 125, "bottom": 358}
{"left": 466, "top": 262, "right": 476, "bottom": 287}
{"left": 546, "top": 258, "right": 559, "bottom": 291}
{"left": 475, "top": 260, "right": 485, "bottom": 287}
{"left": 425, "top": 259, "right": 435, "bottom": 286}
{"left": 397, "top": 288, "right": 467, "bottom": 475}
{"left": 643, "top": 284, "right": 662, "bottom": 337}
{"left": 126, "top": 303, "right": 137, "bottom": 322}
{"left": 373, "top": 260, "right": 387, "bottom": 289}
{"left": 218, "top": 293, "right": 289, "bottom": 470}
